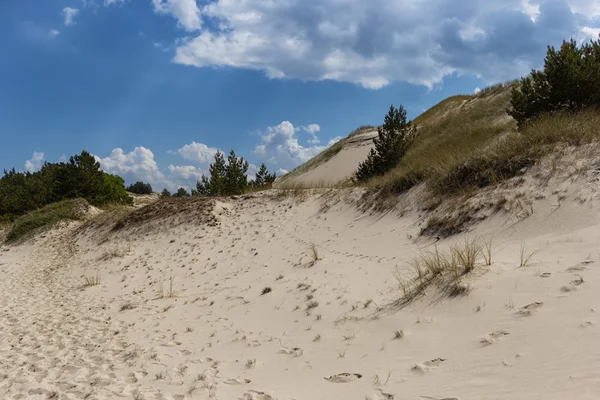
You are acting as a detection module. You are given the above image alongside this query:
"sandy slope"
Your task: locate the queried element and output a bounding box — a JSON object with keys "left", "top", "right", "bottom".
{"left": 282, "top": 129, "right": 377, "bottom": 185}
{"left": 1, "top": 179, "right": 600, "bottom": 399}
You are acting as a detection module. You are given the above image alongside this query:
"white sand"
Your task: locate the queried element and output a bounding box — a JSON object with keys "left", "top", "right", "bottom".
{"left": 1, "top": 166, "right": 600, "bottom": 399}
{"left": 286, "top": 129, "right": 377, "bottom": 185}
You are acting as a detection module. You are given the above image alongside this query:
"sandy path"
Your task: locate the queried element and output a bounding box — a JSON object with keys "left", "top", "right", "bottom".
{"left": 0, "top": 226, "right": 142, "bottom": 400}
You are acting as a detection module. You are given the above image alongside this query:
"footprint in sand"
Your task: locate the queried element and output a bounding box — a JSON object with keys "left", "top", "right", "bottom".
{"left": 560, "top": 276, "right": 584, "bottom": 293}
{"left": 516, "top": 302, "right": 543, "bottom": 316}
{"left": 224, "top": 378, "right": 251, "bottom": 385}
{"left": 412, "top": 358, "right": 446, "bottom": 373}
{"left": 324, "top": 372, "right": 363, "bottom": 383}
{"left": 277, "top": 347, "right": 303, "bottom": 357}
{"left": 368, "top": 388, "right": 395, "bottom": 399}
{"left": 480, "top": 330, "right": 510, "bottom": 345}
{"left": 239, "top": 390, "right": 274, "bottom": 400}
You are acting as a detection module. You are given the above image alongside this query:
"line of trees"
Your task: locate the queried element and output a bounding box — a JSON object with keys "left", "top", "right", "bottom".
{"left": 127, "top": 181, "right": 153, "bottom": 195}
{"left": 161, "top": 150, "right": 276, "bottom": 198}
{"left": 509, "top": 38, "right": 600, "bottom": 127}
{"left": 0, "top": 151, "right": 132, "bottom": 221}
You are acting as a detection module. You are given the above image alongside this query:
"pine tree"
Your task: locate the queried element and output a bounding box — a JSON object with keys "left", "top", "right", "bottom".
{"left": 355, "top": 105, "right": 416, "bottom": 182}
{"left": 161, "top": 188, "right": 171, "bottom": 197}
{"left": 253, "top": 163, "right": 276, "bottom": 189}
{"left": 173, "top": 187, "right": 190, "bottom": 197}
{"left": 208, "top": 151, "right": 227, "bottom": 196}
{"left": 224, "top": 150, "right": 249, "bottom": 195}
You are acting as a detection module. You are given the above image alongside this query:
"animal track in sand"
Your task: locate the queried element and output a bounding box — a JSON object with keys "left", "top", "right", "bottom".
{"left": 324, "top": 372, "right": 363, "bottom": 383}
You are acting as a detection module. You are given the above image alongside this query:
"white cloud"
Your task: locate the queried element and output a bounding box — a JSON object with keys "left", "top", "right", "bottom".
{"left": 299, "top": 124, "right": 321, "bottom": 144}
{"left": 276, "top": 168, "right": 289, "bottom": 176}
{"left": 474, "top": 87, "right": 482, "bottom": 94}
{"left": 172, "top": 141, "right": 219, "bottom": 164}
{"left": 49, "top": 29, "right": 61, "bottom": 37}
{"left": 58, "top": 154, "right": 68, "bottom": 162}
{"left": 327, "top": 136, "right": 343, "bottom": 146}
{"left": 104, "top": 0, "right": 125, "bottom": 6}
{"left": 582, "top": 27, "right": 600, "bottom": 39}
{"left": 25, "top": 152, "right": 45, "bottom": 172}
{"left": 62, "top": 7, "right": 79, "bottom": 26}
{"left": 166, "top": 0, "right": 600, "bottom": 89}
{"left": 95, "top": 147, "right": 166, "bottom": 189}
{"left": 152, "top": 0, "right": 201, "bottom": 31}
{"left": 167, "top": 164, "right": 205, "bottom": 181}
{"left": 253, "top": 121, "right": 335, "bottom": 170}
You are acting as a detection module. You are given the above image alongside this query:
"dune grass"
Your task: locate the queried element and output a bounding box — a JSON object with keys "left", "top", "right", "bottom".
{"left": 5, "top": 199, "right": 83, "bottom": 243}
{"left": 367, "top": 84, "right": 516, "bottom": 197}
{"left": 392, "top": 238, "right": 487, "bottom": 308}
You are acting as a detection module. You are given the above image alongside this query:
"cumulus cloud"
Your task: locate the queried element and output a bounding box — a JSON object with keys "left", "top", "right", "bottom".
{"left": 152, "top": 0, "right": 202, "bottom": 31}
{"left": 582, "top": 26, "right": 600, "bottom": 39}
{"left": 298, "top": 124, "right": 321, "bottom": 144}
{"left": 25, "top": 152, "right": 45, "bottom": 172}
{"left": 167, "top": 0, "right": 600, "bottom": 88}
{"left": 62, "top": 7, "right": 79, "bottom": 26}
{"left": 253, "top": 121, "right": 334, "bottom": 171}
{"left": 167, "top": 164, "right": 205, "bottom": 182}
{"left": 171, "top": 141, "right": 219, "bottom": 164}
{"left": 49, "top": 29, "right": 61, "bottom": 37}
{"left": 94, "top": 146, "right": 214, "bottom": 191}
{"left": 95, "top": 147, "right": 167, "bottom": 189}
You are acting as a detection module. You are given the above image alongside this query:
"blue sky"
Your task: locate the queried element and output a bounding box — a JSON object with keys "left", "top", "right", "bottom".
{"left": 1, "top": 0, "right": 599, "bottom": 191}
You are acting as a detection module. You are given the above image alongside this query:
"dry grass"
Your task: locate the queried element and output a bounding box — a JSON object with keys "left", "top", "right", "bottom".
{"left": 273, "top": 180, "right": 348, "bottom": 198}
{"left": 392, "top": 238, "right": 487, "bottom": 308}
{"left": 365, "top": 85, "right": 516, "bottom": 199}
{"left": 309, "top": 244, "right": 321, "bottom": 262}
{"left": 518, "top": 243, "right": 537, "bottom": 267}
{"left": 82, "top": 272, "right": 101, "bottom": 288}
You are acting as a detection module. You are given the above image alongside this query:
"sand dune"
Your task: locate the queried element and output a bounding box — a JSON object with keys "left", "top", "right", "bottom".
{"left": 1, "top": 165, "right": 600, "bottom": 399}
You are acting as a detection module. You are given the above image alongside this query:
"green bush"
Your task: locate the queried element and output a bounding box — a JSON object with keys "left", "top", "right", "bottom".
{"left": 127, "top": 181, "right": 153, "bottom": 194}
{"left": 5, "top": 199, "right": 83, "bottom": 243}
{"left": 355, "top": 105, "right": 416, "bottom": 182}
{"left": 0, "top": 150, "right": 132, "bottom": 221}
{"left": 510, "top": 38, "right": 600, "bottom": 127}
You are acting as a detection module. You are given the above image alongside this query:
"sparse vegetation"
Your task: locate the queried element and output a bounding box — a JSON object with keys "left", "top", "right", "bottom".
{"left": 393, "top": 330, "right": 404, "bottom": 340}
{"left": 309, "top": 244, "right": 320, "bottom": 262}
{"left": 82, "top": 272, "right": 101, "bottom": 288}
{"left": 392, "top": 238, "right": 485, "bottom": 308}
{"left": 306, "top": 300, "right": 319, "bottom": 311}
{"left": 261, "top": 286, "right": 272, "bottom": 295}
{"left": 5, "top": 199, "right": 85, "bottom": 243}
{"left": 518, "top": 243, "right": 537, "bottom": 267}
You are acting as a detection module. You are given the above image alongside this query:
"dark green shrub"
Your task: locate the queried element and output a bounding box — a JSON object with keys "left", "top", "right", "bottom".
{"left": 127, "top": 181, "right": 153, "bottom": 195}
{"left": 510, "top": 38, "right": 600, "bottom": 127}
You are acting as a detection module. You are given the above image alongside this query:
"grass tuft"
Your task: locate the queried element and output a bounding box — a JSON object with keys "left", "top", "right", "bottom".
{"left": 5, "top": 199, "right": 84, "bottom": 243}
